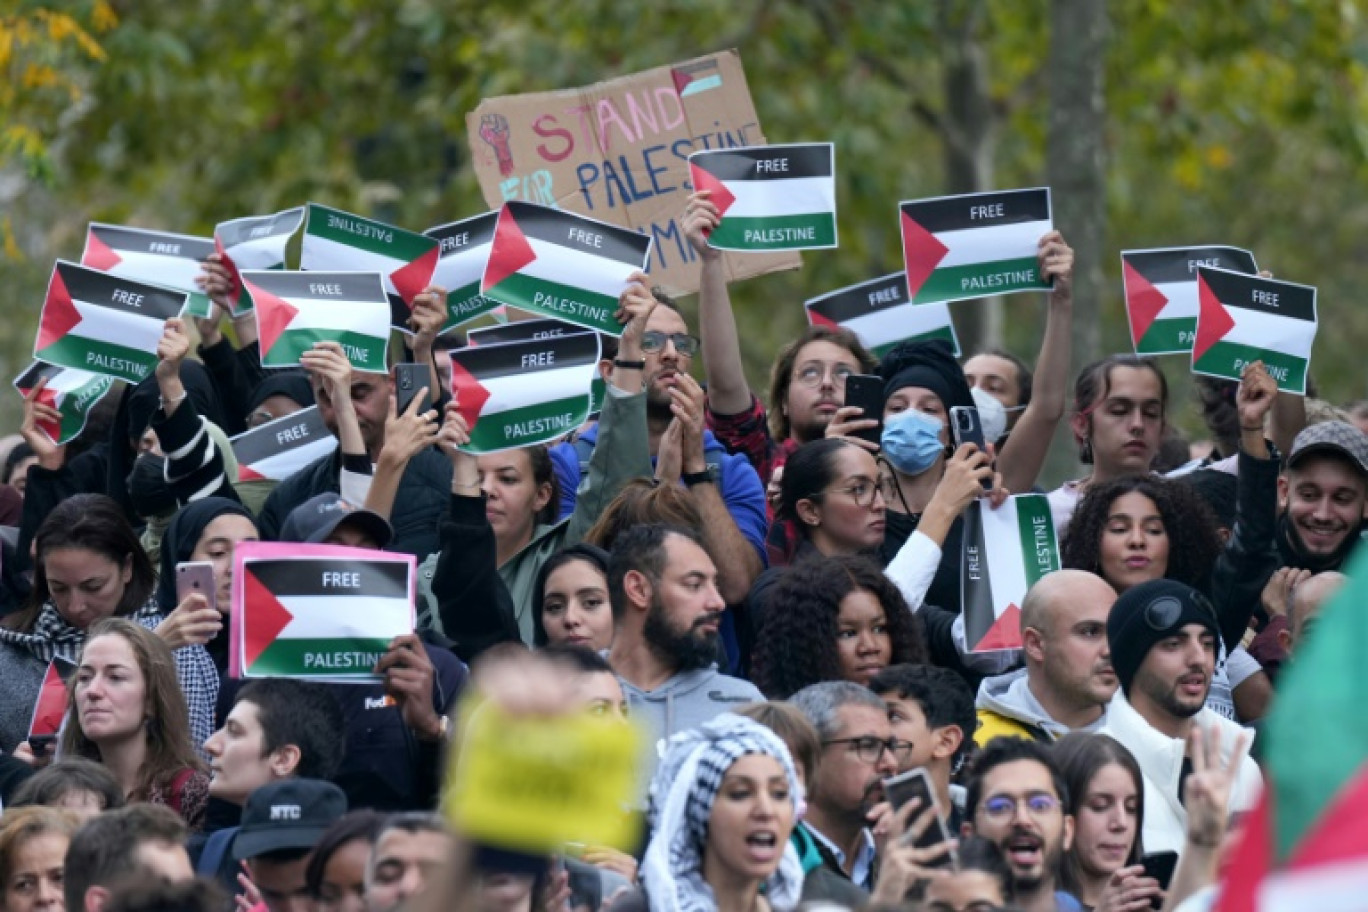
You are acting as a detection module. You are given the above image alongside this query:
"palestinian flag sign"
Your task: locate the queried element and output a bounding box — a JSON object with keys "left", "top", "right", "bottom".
{"left": 27, "top": 656, "right": 78, "bottom": 747}
{"left": 242, "top": 270, "right": 392, "bottom": 372}
{"left": 1121, "top": 246, "right": 1258, "bottom": 355}
{"left": 688, "top": 143, "right": 837, "bottom": 251}
{"left": 301, "top": 203, "right": 440, "bottom": 333}
{"left": 481, "top": 201, "right": 652, "bottom": 337}
{"left": 231, "top": 406, "right": 337, "bottom": 483}
{"left": 230, "top": 541, "right": 414, "bottom": 681}
{"left": 961, "top": 495, "right": 1060, "bottom": 653}
{"left": 449, "top": 331, "right": 601, "bottom": 454}
{"left": 805, "top": 272, "right": 960, "bottom": 358}
{"left": 424, "top": 212, "right": 501, "bottom": 331}
{"left": 1193, "top": 267, "right": 1316, "bottom": 395}
{"left": 81, "top": 223, "right": 215, "bottom": 319}
{"left": 13, "top": 362, "right": 117, "bottom": 446}
{"left": 214, "top": 207, "right": 307, "bottom": 316}
{"left": 899, "top": 188, "right": 1052, "bottom": 306}
{"left": 1217, "top": 549, "right": 1368, "bottom": 911}
{"left": 467, "top": 318, "right": 605, "bottom": 419}
{"left": 35, "top": 261, "right": 188, "bottom": 384}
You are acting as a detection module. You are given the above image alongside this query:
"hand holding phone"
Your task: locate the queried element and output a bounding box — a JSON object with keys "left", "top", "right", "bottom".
{"left": 883, "top": 768, "right": 955, "bottom": 866}
{"left": 949, "top": 406, "right": 993, "bottom": 491}
{"left": 394, "top": 363, "right": 433, "bottom": 416}
{"left": 175, "top": 561, "right": 216, "bottom": 613}
{"left": 842, "top": 374, "right": 884, "bottom": 447}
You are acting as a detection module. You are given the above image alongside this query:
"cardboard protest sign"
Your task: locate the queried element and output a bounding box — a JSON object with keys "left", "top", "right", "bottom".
{"left": 466, "top": 50, "right": 800, "bottom": 294}
{"left": 688, "top": 143, "right": 837, "bottom": 251}
{"left": 423, "top": 212, "right": 501, "bottom": 331}
{"left": 35, "top": 261, "right": 188, "bottom": 384}
{"left": 13, "top": 362, "right": 117, "bottom": 446}
{"left": 230, "top": 541, "right": 415, "bottom": 681}
{"left": 243, "top": 270, "right": 392, "bottom": 372}
{"left": 81, "top": 223, "right": 215, "bottom": 319}
{"left": 467, "top": 318, "right": 605, "bottom": 419}
{"left": 481, "top": 201, "right": 651, "bottom": 337}
{"left": 301, "top": 204, "right": 440, "bottom": 333}
{"left": 962, "top": 495, "right": 1060, "bottom": 653}
{"left": 448, "top": 331, "right": 601, "bottom": 454}
{"left": 805, "top": 272, "right": 960, "bottom": 357}
{"left": 27, "top": 656, "right": 77, "bottom": 748}
{"left": 214, "top": 207, "right": 307, "bottom": 316}
{"left": 1192, "top": 267, "right": 1317, "bottom": 394}
{"left": 1121, "top": 246, "right": 1258, "bottom": 355}
{"left": 899, "top": 188, "right": 1052, "bottom": 306}
{"left": 231, "top": 406, "right": 337, "bottom": 482}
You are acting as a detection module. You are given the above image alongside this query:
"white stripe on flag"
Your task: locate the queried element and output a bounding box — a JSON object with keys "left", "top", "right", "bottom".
{"left": 432, "top": 243, "right": 488, "bottom": 291}
{"left": 225, "top": 235, "right": 290, "bottom": 270}
{"left": 37, "top": 367, "right": 106, "bottom": 395}
{"left": 275, "top": 596, "right": 412, "bottom": 640}
{"left": 834, "top": 303, "right": 954, "bottom": 350}
{"left": 277, "top": 297, "right": 391, "bottom": 335}
{"left": 724, "top": 176, "right": 834, "bottom": 219}
{"left": 1259, "top": 858, "right": 1368, "bottom": 911}
{"left": 520, "top": 237, "right": 634, "bottom": 301}
{"left": 1220, "top": 306, "right": 1316, "bottom": 357}
{"left": 241, "top": 441, "right": 338, "bottom": 480}
{"left": 104, "top": 251, "right": 202, "bottom": 293}
{"left": 934, "top": 220, "right": 1050, "bottom": 269}
{"left": 73, "top": 301, "right": 165, "bottom": 352}
{"left": 981, "top": 500, "right": 1029, "bottom": 615}
{"left": 1148, "top": 281, "right": 1193, "bottom": 321}
{"left": 301, "top": 235, "right": 403, "bottom": 294}
{"left": 476, "top": 362, "right": 596, "bottom": 415}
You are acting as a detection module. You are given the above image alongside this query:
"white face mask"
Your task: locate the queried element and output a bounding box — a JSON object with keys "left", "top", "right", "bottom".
{"left": 971, "top": 386, "right": 1009, "bottom": 444}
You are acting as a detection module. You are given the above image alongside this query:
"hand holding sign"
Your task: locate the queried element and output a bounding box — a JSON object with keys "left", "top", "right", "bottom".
{"left": 406, "top": 285, "right": 448, "bottom": 341}
{"left": 20, "top": 378, "right": 66, "bottom": 470}
{"left": 375, "top": 632, "right": 442, "bottom": 742}
{"left": 1237, "top": 360, "right": 1278, "bottom": 459}
{"left": 682, "top": 191, "right": 723, "bottom": 261}
{"left": 1037, "top": 231, "right": 1074, "bottom": 301}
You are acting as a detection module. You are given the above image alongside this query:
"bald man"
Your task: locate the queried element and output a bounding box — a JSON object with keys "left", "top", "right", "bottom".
{"left": 975, "top": 570, "right": 1120, "bottom": 744}
{"left": 1279, "top": 571, "right": 1346, "bottom": 655}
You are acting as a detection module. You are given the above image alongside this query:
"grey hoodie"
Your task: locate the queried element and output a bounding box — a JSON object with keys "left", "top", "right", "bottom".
{"left": 975, "top": 667, "right": 1108, "bottom": 742}
{"left": 621, "top": 665, "right": 763, "bottom": 757}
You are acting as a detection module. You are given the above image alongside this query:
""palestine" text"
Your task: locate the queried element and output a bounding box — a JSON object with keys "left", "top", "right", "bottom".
{"left": 505, "top": 412, "right": 578, "bottom": 440}
{"left": 961, "top": 269, "right": 1037, "bottom": 292}
{"left": 744, "top": 227, "right": 815, "bottom": 244}
{"left": 304, "top": 651, "right": 382, "bottom": 669}
{"left": 327, "top": 214, "right": 393, "bottom": 244}
{"left": 86, "top": 352, "right": 148, "bottom": 379}
{"left": 531, "top": 291, "right": 609, "bottom": 325}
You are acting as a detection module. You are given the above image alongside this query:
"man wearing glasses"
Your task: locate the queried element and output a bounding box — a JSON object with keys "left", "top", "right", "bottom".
{"left": 961, "top": 738, "right": 1080, "bottom": 912}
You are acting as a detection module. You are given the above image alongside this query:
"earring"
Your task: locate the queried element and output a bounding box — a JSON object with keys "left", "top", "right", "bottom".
{"left": 1080, "top": 436, "right": 1094, "bottom": 464}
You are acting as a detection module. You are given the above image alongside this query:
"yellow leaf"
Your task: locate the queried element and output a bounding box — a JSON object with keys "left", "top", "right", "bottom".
{"left": 1205, "top": 145, "right": 1233, "bottom": 170}
{"left": 1, "top": 218, "right": 21, "bottom": 262}
{"left": 92, "top": 0, "right": 118, "bottom": 32}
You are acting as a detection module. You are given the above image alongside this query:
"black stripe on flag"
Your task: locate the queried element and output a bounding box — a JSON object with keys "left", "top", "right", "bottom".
{"left": 449, "top": 330, "right": 600, "bottom": 382}
{"left": 425, "top": 212, "right": 498, "bottom": 256}
{"left": 1197, "top": 266, "right": 1316, "bottom": 322}
{"left": 217, "top": 208, "right": 306, "bottom": 249}
{"left": 231, "top": 407, "right": 332, "bottom": 467}
{"left": 959, "top": 502, "right": 995, "bottom": 648}
{"left": 14, "top": 362, "right": 62, "bottom": 389}
{"left": 806, "top": 273, "right": 908, "bottom": 324}
{"left": 240, "top": 270, "right": 388, "bottom": 304}
{"left": 468, "top": 318, "right": 594, "bottom": 347}
{"left": 505, "top": 201, "right": 651, "bottom": 265}
{"left": 693, "top": 144, "right": 833, "bottom": 181}
{"left": 1124, "top": 247, "right": 1256, "bottom": 286}
{"left": 899, "top": 188, "right": 1051, "bottom": 235}
{"left": 56, "top": 261, "right": 188, "bottom": 319}
{"left": 248, "top": 558, "right": 409, "bottom": 599}
{"left": 90, "top": 224, "right": 215, "bottom": 260}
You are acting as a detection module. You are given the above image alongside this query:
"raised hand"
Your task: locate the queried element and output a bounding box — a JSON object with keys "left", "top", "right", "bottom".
{"left": 20, "top": 378, "right": 66, "bottom": 470}
{"left": 1092, "top": 865, "right": 1162, "bottom": 912}
{"left": 682, "top": 191, "right": 722, "bottom": 260}
{"left": 1237, "top": 359, "right": 1278, "bottom": 433}
{"left": 1183, "top": 724, "right": 1251, "bottom": 850}
{"left": 1038, "top": 230, "right": 1074, "bottom": 300}
{"left": 155, "top": 593, "right": 224, "bottom": 650}
{"left": 824, "top": 404, "right": 881, "bottom": 453}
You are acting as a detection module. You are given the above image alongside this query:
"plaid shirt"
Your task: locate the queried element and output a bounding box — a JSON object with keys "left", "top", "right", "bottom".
{"left": 707, "top": 394, "right": 804, "bottom": 566}
{"left": 133, "top": 609, "right": 220, "bottom": 758}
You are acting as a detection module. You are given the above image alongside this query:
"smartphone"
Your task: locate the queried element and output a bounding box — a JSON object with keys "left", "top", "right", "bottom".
{"left": 1141, "top": 851, "right": 1179, "bottom": 900}
{"left": 394, "top": 362, "right": 432, "bottom": 416}
{"left": 883, "top": 767, "right": 955, "bottom": 865}
{"left": 565, "top": 860, "right": 602, "bottom": 912}
{"left": 843, "top": 374, "right": 884, "bottom": 447}
{"left": 949, "top": 405, "right": 993, "bottom": 491}
{"left": 175, "top": 561, "right": 216, "bottom": 613}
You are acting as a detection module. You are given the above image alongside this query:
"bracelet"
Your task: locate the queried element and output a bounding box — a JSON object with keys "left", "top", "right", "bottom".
{"left": 613, "top": 358, "right": 646, "bottom": 370}
{"left": 1188, "top": 833, "right": 1222, "bottom": 848}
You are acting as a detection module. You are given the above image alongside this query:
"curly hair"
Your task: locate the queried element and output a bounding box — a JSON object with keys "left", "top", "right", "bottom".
{"left": 1061, "top": 475, "right": 1222, "bottom": 592}
{"left": 751, "top": 555, "right": 928, "bottom": 699}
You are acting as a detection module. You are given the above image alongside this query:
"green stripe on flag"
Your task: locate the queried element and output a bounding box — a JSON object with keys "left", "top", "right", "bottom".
{"left": 446, "top": 282, "right": 500, "bottom": 328}
{"left": 1014, "top": 496, "right": 1058, "bottom": 590}
{"left": 249, "top": 637, "right": 395, "bottom": 678}
{"left": 263, "top": 328, "right": 389, "bottom": 371}
{"left": 1193, "top": 339, "right": 1308, "bottom": 392}
{"left": 709, "top": 213, "right": 836, "bottom": 250}
{"left": 307, "top": 210, "right": 435, "bottom": 262}
{"left": 484, "top": 273, "right": 620, "bottom": 335}
{"left": 870, "top": 326, "right": 958, "bottom": 358}
{"left": 468, "top": 395, "right": 590, "bottom": 452}
{"left": 183, "top": 291, "right": 214, "bottom": 321}
{"left": 1136, "top": 317, "right": 1196, "bottom": 354}
{"left": 913, "top": 256, "right": 1045, "bottom": 305}
{"left": 37, "top": 335, "right": 157, "bottom": 384}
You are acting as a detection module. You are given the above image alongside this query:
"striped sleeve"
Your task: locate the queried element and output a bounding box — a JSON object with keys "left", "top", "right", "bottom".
{"left": 152, "top": 399, "right": 238, "bottom": 506}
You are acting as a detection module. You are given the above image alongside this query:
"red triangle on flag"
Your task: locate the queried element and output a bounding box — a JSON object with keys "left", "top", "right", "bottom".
{"left": 245, "top": 278, "right": 299, "bottom": 357}
{"left": 36, "top": 269, "right": 85, "bottom": 352}
{"left": 389, "top": 245, "right": 440, "bottom": 307}
{"left": 242, "top": 565, "right": 295, "bottom": 670}
{"left": 82, "top": 228, "right": 123, "bottom": 271}
{"left": 214, "top": 234, "right": 243, "bottom": 298}
{"left": 238, "top": 464, "right": 267, "bottom": 482}
{"left": 30, "top": 660, "right": 71, "bottom": 737}
{"left": 901, "top": 211, "right": 950, "bottom": 298}
{"left": 483, "top": 206, "right": 538, "bottom": 291}
{"left": 671, "top": 68, "right": 693, "bottom": 96}
{"left": 33, "top": 387, "right": 63, "bottom": 443}
{"left": 807, "top": 308, "right": 840, "bottom": 330}
{"left": 449, "top": 358, "right": 491, "bottom": 432}
{"left": 689, "top": 162, "right": 736, "bottom": 220}
{"left": 975, "top": 602, "right": 1023, "bottom": 651}
{"left": 1194, "top": 274, "right": 1236, "bottom": 363}
{"left": 1122, "top": 260, "right": 1170, "bottom": 344}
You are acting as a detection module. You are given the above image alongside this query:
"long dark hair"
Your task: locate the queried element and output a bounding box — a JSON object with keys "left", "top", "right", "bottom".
{"left": 1054, "top": 734, "right": 1145, "bottom": 898}
{"left": 525, "top": 445, "right": 561, "bottom": 527}
{"left": 531, "top": 544, "right": 610, "bottom": 647}
{"left": 777, "top": 437, "right": 870, "bottom": 541}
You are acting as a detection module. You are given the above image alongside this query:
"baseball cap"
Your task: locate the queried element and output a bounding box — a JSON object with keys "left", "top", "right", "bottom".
{"left": 232, "top": 778, "right": 347, "bottom": 860}
{"left": 1286, "top": 421, "right": 1368, "bottom": 477}
{"left": 280, "top": 493, "right": 393, "bottom": 548}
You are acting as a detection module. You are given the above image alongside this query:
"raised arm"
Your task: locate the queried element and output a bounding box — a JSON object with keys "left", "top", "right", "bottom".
{"left": 683, "top": 191, "right": 751, "bottom": 415}
{"left": 363, "top": 389, "right": 439, "bottom": 521}
{"left": 300, "top": 342, "right": 370, "bottom": 501}
{"left": 152, "top": 318, "right": 238, "bottom": 505}
{"left": 407, "top": 285, "right": 451, "bottom": 413}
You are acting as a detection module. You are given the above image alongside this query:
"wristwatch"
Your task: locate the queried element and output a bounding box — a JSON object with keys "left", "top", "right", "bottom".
{"left": 681, "top": 467, "right": 718, "bottom": 487}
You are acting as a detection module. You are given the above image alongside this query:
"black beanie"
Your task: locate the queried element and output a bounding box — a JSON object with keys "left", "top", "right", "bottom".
{"left": 1107, "top": 579, "right": 1221, "bottom": 695}
{"left": 877, "top": 338, "right": 975, "bottom": 412}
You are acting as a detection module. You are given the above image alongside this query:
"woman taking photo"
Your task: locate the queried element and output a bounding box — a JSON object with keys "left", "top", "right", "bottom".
{"left": 0, "top": 807, "right": 79, "bottom": 912}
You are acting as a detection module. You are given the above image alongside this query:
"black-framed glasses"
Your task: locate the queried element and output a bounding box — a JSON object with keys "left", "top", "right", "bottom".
{"left": 822, "top": 736, "right": 914, "bottom": 764}
{"left": 1143, "top": 593, "right": 1216, "bottom": 632}
{"left": 641, "top": 331, "right": 700, "bottom": 356}
{"left": 980, "top": 792, "right": 1061, "bottom": 822}
{"left": 819, "top": 479, "right": 885, "bottom": 509}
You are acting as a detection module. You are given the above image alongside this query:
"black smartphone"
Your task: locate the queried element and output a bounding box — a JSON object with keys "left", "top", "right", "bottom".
{"left": 394, "top": 363, "right": 432, "bottom": 416}
{"left": 1141, "top": 850, "right": 1179, "bottom": 902}
{"left": 883, "top": 767, "right": 955, "bottom": 866}
{"left": 949, "top": 405, "right": 993, "bottom": 491}
{"left": 843, "top": 374, "right": 884, "bottom": 447}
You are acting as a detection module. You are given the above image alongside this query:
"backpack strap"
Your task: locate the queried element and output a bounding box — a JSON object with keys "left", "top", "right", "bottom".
{"left": 196, "top": 826, "right": 237, "bottom": 879}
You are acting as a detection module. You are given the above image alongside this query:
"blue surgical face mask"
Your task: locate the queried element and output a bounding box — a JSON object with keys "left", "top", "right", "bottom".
{"left": 881, "top": 408, "right": 945, "bottom": 476}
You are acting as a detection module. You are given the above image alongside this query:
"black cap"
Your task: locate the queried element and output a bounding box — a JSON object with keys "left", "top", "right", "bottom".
{"left": 232, "top": 778, "right": 347, "bottom": 861}
{"left": 1106, "top": 579, "right": 1220, "bottom": 695}
{"left": 279, "top": 493, "right": 393, "bottom": 549}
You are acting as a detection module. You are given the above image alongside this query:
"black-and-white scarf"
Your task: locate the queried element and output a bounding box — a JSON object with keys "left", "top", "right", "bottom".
{"left": 0, "top": 599, "right": 163, "bottom": 664}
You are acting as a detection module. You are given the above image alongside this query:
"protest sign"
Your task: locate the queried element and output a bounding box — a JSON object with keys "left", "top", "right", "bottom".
{"left": 214, "top": 207, "right": 307, "bottom": 316}
{"left": 1121, "top": 246, "right": 1258, "bottom": 355}
{"left": 466, "top": 50, "right": 801, "bottom": 294}
{"left": 243, "top": 270, "right": 392, "bottom": 372}
{"left": 81, "top": 223, "right": 215, "bottom": 319}
{"left": 13, "top": 362, "right": 117, "bottom": 446}
{"left": 231, "top": 406, "right": 337, "bottom": 482}
{"left": 467, "top": 318, "right": 605, "bottom": 419}
{"left": 962, "top": 495, "right": 1060, "bottom": 653}
{"left": 27, "top": 656, "right": 77, "bottom": 749}
{"left": 805, "top": 272, "right": 960, "bottom": 357}
{"left": 688, "top": 142, "right": 837, "bottom": 251}
{"left": 230, "top": 541, "right": 414, "bottom": 681}
{"left": 899, "top": 188, "right": 1052, "bottom": 306}
{"left": 1193, "top": 267, "right": 1317, "bottom": 394}
{"left": 481, "top": 201, "right": 651, "bottom": 337}
{"left": 301, "top": 203, "right": 440, "bottom": 333}
{"left": 423, "top": 212, "right": 502, "bottom": 331}
{"left": 35, "top": 261, "right": 187, "bottom": 384}
{"left": 448, "top": 331, "right": 601, "bottom": 454}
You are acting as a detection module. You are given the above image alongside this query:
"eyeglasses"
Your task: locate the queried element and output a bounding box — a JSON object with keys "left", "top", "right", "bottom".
{"left": 793, "top": 363, "right": 856, "bottom": 388}
{"left": 820, "top": 480, "right": 885, "bottom": 509}
{"left": 979, "top": 792, "right": 1061, "bottom": 822}
{"left": 1143, "top": 593, "right": 1216, "bottom": 631}
{"left": 641, "top": 331, "right": 700, "bottom": 356}
{"left": 822, "top": 736, "right": 914, "bottom": 764}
